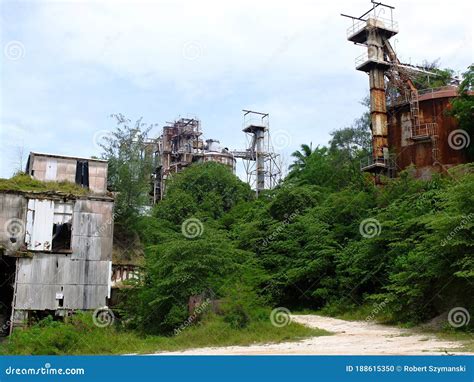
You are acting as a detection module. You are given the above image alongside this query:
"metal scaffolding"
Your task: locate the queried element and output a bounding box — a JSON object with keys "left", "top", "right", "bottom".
{"left": 232, "top": 110, "right": 281, "bottom": 196}
{"left": 342, "top": 0, "right": 440, "bottom": 180}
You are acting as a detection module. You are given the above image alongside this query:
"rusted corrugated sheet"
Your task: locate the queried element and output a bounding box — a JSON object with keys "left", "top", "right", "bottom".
{"left": 388, "top": 92, "right": 467, "bottom": 178}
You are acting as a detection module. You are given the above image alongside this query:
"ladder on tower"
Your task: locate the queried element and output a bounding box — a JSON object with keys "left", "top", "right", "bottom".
{"left": 409, "top": 90, "right": 420, "bottom": 129}
{"left": 408, "top": 89, "right": 439, "bottom": 163}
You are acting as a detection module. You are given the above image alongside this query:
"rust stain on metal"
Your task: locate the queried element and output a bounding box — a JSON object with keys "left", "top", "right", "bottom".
{"left": 388, "top": 90, "right": 467, "bottom": 178}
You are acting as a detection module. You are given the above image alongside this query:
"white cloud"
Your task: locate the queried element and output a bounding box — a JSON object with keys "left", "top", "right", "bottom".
{"left": 1, "top": 0, "right": 472, "bottom": 179}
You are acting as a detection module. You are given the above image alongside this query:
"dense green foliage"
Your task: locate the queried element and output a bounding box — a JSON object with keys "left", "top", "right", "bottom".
{"left": 122, "top": 162, "right": 264, "bottom": 334}
{"left": 125, "top": 153, "right": 472, "bottom": 335}
{"left": 413, "top": 61, "right": 456, "bottom": 90}
{"left": 101, "top": 114, "right": 156, "bottom": 223}
{"left": 449, "top": 65, "right": 474, "bottom": 160}
{"left": 114, "top": 83, "right": 473, "bottom": 335}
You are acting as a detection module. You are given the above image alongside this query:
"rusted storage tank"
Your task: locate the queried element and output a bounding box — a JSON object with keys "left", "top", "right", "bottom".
{"left": 202, "top": 139, "right": 236, "bottom": 173}
{"left": 387, "top": 86, "right": 468, "bottom": 179}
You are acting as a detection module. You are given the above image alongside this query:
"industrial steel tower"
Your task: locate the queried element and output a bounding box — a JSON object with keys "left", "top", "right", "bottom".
{"left": 343, "top": 1, "right": 442, "bottom": 181}
{"left": 342, "top": 1, "right": 398, "bottom": 178}
{"left": 232, "top": 110, "right": 281, "bottom": 196}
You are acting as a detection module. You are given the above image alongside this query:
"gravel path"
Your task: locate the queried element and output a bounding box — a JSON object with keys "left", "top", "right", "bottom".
{"left": 155, "top": 315, "right": 469, "bottom": 355}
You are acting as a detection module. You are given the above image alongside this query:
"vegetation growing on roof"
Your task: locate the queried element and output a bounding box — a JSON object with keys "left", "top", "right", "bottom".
{"left": 0, "top": 173, "right": 89, "bottom": 195}
{"left": 412, "top": 60, "right": 457, "bottom": 90}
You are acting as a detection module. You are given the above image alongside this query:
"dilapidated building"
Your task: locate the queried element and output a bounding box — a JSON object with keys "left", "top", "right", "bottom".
{"left": 343, "top": 2, "right": 470, "bottom": 181}
{"left": 151, "top": 113, "right": 282, "bottom": 202}
{"left": 0, "top": 153, "right": 114, "bottom": 333}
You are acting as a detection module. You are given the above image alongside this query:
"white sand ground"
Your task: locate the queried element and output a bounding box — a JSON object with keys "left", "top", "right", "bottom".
{"left": 154, "top": 315, "right": 471, "bottom": 355}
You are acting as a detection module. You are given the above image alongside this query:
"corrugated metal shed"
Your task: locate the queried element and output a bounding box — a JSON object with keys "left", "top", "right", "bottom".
{"left": 0, "top": 190, "right": 114, "bottom": 328}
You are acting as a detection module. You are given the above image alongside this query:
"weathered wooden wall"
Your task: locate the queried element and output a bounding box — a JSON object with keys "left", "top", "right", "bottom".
{"left": 28, "top": 153, "right": 108, "bottom": 194}
{"left": 0, "top": 192, "right": 114, "bottom": 314}
{"left": 0, "top": 194, "right": 27, "bottom": 255}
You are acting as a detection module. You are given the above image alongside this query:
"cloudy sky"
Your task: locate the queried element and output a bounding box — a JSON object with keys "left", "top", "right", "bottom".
{"left": 1, "top": 0, "right": 472, "bottom": 179}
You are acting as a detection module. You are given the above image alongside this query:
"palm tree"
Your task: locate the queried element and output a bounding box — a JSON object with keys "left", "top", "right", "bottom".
{"left": 289, "top": 143, "right": 313, "bottom": 172}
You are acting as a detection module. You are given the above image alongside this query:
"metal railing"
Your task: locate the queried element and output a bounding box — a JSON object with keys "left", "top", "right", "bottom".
{"left": 346, "top": 18, "right": 366, "bottom": 37}
{"left": 355, "top": 52, "right": 369, "bottom": 67}
{"left": 387, "top": 86, "right": 458, "bottom": 107}
{"left": 347, "top": 16, "right": 398, "bottom": 38}
{"left": 360, "top": 155, "right": 395, "bottom": 171}
{"left": 367, "top": 16, "right": 399, "bottom": 32}
{"left": 411, "top": 123, "right": 438, "bottom": 140}
{"left": 417, "top": 86, "right": 458, "bottom": 96}
{"left": 355, "top": 52, "right": 389, "bottom": 68}
{"left": 243, "top": 115, "right": 269, "bottom": 129}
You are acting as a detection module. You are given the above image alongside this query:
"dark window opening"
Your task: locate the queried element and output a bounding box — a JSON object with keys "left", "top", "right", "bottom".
{"left": 52, "top": 222, "right": 72, "bottom": 252}
{"left": 75, "top": 160, "right": 89, "bottom": 188}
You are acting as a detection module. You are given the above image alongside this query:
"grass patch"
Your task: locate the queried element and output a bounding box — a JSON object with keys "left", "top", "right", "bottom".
{"left": 0, "top": 313, "right": 329, "bottom": 355}
{"left": 0, "top": 173, "right": 89, "bottom": 195}
{"left": 311, "top": 303, "right": 394, "bottom": 324}
{"left": 424, "top": 329, "right": 474, "bottom": 353}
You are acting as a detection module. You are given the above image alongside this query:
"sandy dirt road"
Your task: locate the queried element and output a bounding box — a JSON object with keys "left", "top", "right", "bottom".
{"left": 156, "top": 315, "right": 470, "bottom": 355}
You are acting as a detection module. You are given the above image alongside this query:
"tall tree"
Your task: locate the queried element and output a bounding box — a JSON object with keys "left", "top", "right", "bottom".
{"left": 329, "top": 96, "right": 371, "bottom": 157}
{"left": 449, "top": 64, "right": 474, "bottom": 160}
{"left": 413, "top": 60, "right": 457, "bottom": 90}
{"left": 100, "top": 114, "right": 157, "bottom": 222}
{"left": 289, "top": 143, "right": 314, "bottom": 173}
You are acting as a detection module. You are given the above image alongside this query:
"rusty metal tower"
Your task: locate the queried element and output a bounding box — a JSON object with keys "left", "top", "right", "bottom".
{"left": 343, "top": 1, "right": 442, "bottom": 180}
{"left": 232, "top": 110, "right": 281, "bottom": 196}
{"left": 342, "top": 1, "right": 398, "bottom": 178}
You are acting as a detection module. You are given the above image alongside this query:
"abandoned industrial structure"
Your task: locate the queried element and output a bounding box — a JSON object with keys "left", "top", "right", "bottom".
{"left": 151, "top": 117, "right": 236, "bottom": 202}
{"left": 0, "top": 1, "right": 470, "bottom": 338}
{"left": 152, "top": 110, "right": 281, "bottom": 202}
{"left": 0, "top": 153, "right": 114, "bottom": 334}
{"left": 343, "top": 1, "right": 468, "bottom": 181}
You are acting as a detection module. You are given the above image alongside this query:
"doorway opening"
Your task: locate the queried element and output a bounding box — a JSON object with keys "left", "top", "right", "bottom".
{"left": 0, "top": 255, "right": 16, "bottom": 336}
